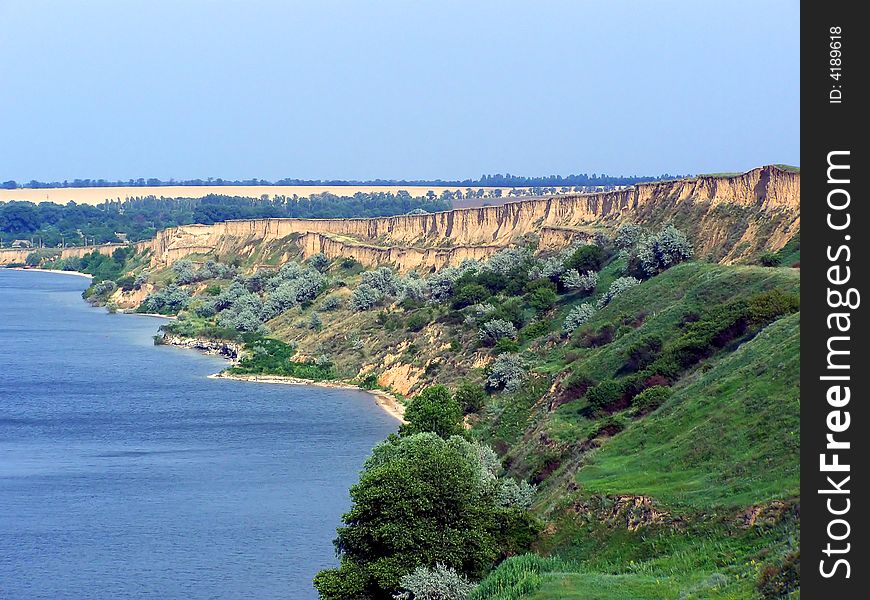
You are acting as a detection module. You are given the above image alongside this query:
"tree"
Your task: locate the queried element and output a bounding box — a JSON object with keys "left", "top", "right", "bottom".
{"left": 400, "top": 386, "right": 464, "bottom": 439}
{"left": 527, "top": 286, "right": 557, "bottom": 312}
{"left": 563, "top": 303, "right": 596, "bottom": 334}
{"left": 452, "top": 284, "right": 489, "bottom": 309}
{"left": 454, "top": 382, "right": 487, "bottom": 415}
{"left": 485, "top": 353, "right": 527, "bottom": 392}
{"left": 564, "top": 245, "right": 603, "bottom": 273}
{"left": 314, "top": 434, "right": 502, "bottom": 599}
{"left": 477, "top": 319, "right": 518, "bottom": 347}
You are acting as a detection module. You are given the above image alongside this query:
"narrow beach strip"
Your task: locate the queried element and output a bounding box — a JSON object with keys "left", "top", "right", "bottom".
{"left": 209, "top": 372, "right": 406, "bottom": 423}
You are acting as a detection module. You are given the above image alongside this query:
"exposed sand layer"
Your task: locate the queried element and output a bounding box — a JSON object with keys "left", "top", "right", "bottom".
{"left": 209, "top": 372, "right": 406, "bottom": 423}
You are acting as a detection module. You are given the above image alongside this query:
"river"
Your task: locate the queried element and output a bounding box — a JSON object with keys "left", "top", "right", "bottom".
{"left": 0, "top": 269, "right": 397, "bottom": 599}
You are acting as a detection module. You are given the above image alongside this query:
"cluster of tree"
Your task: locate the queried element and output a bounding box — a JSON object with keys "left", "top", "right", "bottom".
{"left": 0, "top": 192, "right": 450, "bottom": 247}
{"left": 314, "top": 385, "right": 538, "bottom": 599}
{"left": 4, "top": 171, "right": 683, "bottom": 190}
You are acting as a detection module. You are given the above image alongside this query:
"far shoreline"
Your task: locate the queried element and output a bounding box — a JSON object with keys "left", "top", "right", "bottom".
{"left": 5, "top": 265, "right": 404, "bottom": 423}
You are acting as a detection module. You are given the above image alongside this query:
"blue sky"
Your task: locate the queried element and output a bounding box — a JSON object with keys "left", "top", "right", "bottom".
{"left": 0, "top": 0, "right": 799, "bottom": 181}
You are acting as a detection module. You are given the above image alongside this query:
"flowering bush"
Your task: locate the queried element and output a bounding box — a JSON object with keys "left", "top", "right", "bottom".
{"left": 597, "top": 276, "right": 641, "bottom": 307}
{"left": 563, "top": 303, "right": 596, "bottom": 333}
{"left": 478, "top": 319, "right": 518, "bottom": 346}
{"left": 485, "top": 353, "right": 527, "bottom": 392}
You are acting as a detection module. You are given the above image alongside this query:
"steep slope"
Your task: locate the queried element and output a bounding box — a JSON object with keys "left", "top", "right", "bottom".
{"left": 138, "top": 166, "right": 799, "bottom": 271}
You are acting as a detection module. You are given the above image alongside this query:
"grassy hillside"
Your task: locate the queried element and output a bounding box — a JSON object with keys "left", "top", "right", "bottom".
{"left": 63, "top": 224, "right": 801, "bottom": 599}
{"left": 477, "top": 314, "right": 800, "bottom": 599}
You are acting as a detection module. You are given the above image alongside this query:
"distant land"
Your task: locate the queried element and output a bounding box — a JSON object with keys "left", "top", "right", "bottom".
{"left": 0, "top": 173, "right": 684, "bottom": 206}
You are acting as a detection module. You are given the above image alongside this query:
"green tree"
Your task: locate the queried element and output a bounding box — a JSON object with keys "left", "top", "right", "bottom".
{"left": 400, "top": 385, "right": 464, "bottom": 439}
{"left": 314, "top": 434, "right": 502, "bottom": 599}
{"left": 454, "top": 382, "right": 487, "bottom": 415}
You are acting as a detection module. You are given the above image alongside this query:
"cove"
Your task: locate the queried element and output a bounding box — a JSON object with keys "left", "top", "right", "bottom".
{"left": 0, "top": 269, "right": 397, "bottom": 599}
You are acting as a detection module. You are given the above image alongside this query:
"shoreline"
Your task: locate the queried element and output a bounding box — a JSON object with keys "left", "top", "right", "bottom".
{"left": 209, "top": 372, "right": 406, "bottom": 423}
{"left": 6, "top": 266, "right": 93, "bottom": 279}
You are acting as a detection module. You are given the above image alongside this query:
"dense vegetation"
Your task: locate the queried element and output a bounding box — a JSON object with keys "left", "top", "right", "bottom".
{"left": 0, "top": 192, "right": 451, "bottom": 246}
{"left": 67, "top": 217, "right": 800, "bottom": 599}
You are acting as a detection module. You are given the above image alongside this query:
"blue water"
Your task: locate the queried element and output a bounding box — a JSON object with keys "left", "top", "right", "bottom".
{"left": 0, "top": 269, "right": 397, "bottom": 600}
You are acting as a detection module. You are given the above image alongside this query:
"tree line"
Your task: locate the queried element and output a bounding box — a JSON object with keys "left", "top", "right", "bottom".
{"left": 3, "top": 171, "right": 683, "bottom": 190}
{"left": 0, "top": 192, "right": 451, "bottom": 247}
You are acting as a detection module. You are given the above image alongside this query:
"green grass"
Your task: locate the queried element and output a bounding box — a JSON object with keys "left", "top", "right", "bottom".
{"left": 577, "top": 312, "right": 799, "bottom": 510}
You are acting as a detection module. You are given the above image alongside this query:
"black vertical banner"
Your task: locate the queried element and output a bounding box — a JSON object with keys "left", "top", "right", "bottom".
{"left": 802, "top": 0, "right": 868, "bottom": 596}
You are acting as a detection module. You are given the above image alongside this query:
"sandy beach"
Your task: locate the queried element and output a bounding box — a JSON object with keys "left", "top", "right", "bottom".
{"left": 209, "top": 372, "right": 406, "bottom": 423}
{"left": 8, "top": 267, "right": 93, "bottom": 279}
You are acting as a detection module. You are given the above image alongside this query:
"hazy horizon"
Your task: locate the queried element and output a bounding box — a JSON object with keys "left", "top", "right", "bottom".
{"left": 0, "top": 0, "right": 799, "bottom": 182}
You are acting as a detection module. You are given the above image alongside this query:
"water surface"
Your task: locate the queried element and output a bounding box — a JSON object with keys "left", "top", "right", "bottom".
{"left": 0, "top": 269, "right": 397, "bottom": 599}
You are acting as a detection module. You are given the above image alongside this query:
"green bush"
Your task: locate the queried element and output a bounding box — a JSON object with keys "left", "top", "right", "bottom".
{"left": 527, "top": 286, "right": 557, "bottom": 312}
{"left": 452, "top": 283, "right": 490, "bottom": 309}
{"left": 759, "top": 252, "right": 782, "bottom": 267}
{"left": 585, "top": 379, "right": 627, "bottom": 413}
{"left": 400, "top": 385, "right": 465, "bottom": 439}
{"left": 630, "top": 385, "right": 672, "bottom": 416}
{"left": 564, "top": 244, "right": 603, "bottom": 273}
{"left": 406, "top": 311, "right": 431, "bottom": 332}
{"left": 494, "top": 338, "right": 520, "bottom": 354}
{"left": 454, "top": 382, "right": 487, "bottom": 415}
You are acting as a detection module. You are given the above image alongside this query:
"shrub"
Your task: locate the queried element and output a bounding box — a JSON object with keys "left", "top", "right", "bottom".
{"left": 631, "top": 385, "right": 672, "bottom": 416}
{"left": 454, "top": 382, "right": 487, "bottom": 415}
{"left": 564, "top": 245, "right": 603, "bottom": 273}
{"left": 485, "top": 353, "right": 527, "bottom": 392}
{"left": 307, "top": 252, "right": 330, "bottom": 272}
{"left": 171, "top": 259, "right": 197, "bottom": 284}
{"left": 585, "top": 379, "right": 627, "bottom": 413}
{"left": 309, "top": 312, "right": 323, "bottom": 331}
{"left": 406, "top": 311, "right": 431, "bottom": 332}
{"left": 319, "top": 295, "right": 342, "bottom": 311}
{"left": 361, "top": 267, "right": 402, "bottom": 295}
{"left": 615, "top": 223, "right": 645, "bottom": 250}
{"left": 494, "top": 338, "right": 520, "bottom": 354}
{"left": 89, "top": 280, "right": 117, "bottom": 300}
{"left": 597, "top": 276, "right": 641, "bottom": 307}
{"left": 626, "top": 224, "right": 693, "bottom": 278}
{"left": 351, "top": 283, "right": 385, "bottom": 311}
{"left": 394, "top": 564, "right": 476, "bottom": 600}
{"left": 759, "top": 252, "right": 782, "bottom": 267}
{"left": 527, "top": 286, "right": 557, "bottom": 312}
{"left": 756, "top": 550, "right": 800, "bottom": 599}
{"left": 623, "top": 336, "right": 663, "bottom": 373}
{"left": 574, "top": 323, "right": 615, "bottom": 348}
{"left": 561, "top": 269, "right": 598, "bottom": 293}
{"left": 497, "top": 478, "right": 536, "bottom": 510}
{"left": 139, "top": 284, "right": 190, "bottom": 315}
{"left": 563, "top": 303, "right": 596, "bottom": 334}
{"left": 453, "top": 284, "right": 490, "bottom": 309}
{"left": 478, "top": 319, "right": 518, "bottom": 346}
{"left": 116, "top": 275, "right": 136, "bottom": 291}
{"left": 521, "top": 319, "right": 551, "bottom": 340}
{"left": 25, "top": 252, "right": 41, "bottom": 267}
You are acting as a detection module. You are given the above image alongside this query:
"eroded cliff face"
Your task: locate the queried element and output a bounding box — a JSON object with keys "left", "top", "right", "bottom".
{"left": 117, "top": 166, "right": 801, "bottom": 271}
{"left": 0, "top": 243, "right": 128, "bottom": 266}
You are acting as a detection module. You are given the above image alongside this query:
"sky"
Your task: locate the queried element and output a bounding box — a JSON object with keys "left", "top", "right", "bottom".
{"left": 0, "top": 0, "right": 800, "bottom": 182}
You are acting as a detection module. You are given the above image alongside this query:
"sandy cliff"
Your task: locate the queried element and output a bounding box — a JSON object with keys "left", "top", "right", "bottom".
{"left": 140, "top": 166, "right": 799, "bottom": 270}
{"left": 4, "top": 166, "right": 796, "bottom": 271}
{"left": 0, "top": 243, "right": 128, "bottom": 266}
